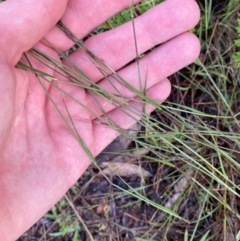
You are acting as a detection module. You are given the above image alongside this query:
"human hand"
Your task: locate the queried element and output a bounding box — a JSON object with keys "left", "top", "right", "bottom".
{"left": 0, "top": 0, "right": 200, "bottom": 239}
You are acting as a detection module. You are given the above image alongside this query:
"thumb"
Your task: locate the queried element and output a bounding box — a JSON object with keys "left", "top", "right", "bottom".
{"left": 0, "top": 0, "right": 68, "bottom": 65}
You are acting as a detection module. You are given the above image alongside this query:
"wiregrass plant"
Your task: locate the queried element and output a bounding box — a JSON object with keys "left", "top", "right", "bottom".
{"left": 233, "top": 15, "right": 240, "bottom": 63}
{"left": 19, "top": 0, "right": 240, "bottom": 240}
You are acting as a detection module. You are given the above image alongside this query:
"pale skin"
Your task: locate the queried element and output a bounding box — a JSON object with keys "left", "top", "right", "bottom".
{"left": 0, "top": 0, "right": 200, "bottom": 239}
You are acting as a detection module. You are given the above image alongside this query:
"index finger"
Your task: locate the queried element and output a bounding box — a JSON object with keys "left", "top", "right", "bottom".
{"left": 44, "top": 0, "right": 142, "bottom": 52}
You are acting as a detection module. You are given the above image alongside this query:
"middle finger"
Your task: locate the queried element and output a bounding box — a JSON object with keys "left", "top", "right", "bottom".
{"left": 66, "top": 0, "right": 200, "bottom": 82}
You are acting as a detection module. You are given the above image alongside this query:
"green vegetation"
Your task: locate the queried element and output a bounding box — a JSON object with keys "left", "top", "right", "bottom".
{"left": 18, "top": 0, "right": 240, "bottom": 240}
{"left": 233, "top": 16, "right": 240, "bottom": 63}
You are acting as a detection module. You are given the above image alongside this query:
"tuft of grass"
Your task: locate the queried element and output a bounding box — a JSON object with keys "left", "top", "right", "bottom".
{"left": 233, "top": 16, "right": 240, "bottom": 64}
{"left": 18, "top": 0, "right": 240, "bottom": 241}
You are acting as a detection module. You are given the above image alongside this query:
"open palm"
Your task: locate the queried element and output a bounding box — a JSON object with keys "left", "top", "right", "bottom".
{"left": 0, "top": 0, "right": 200, "bottom": 239}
